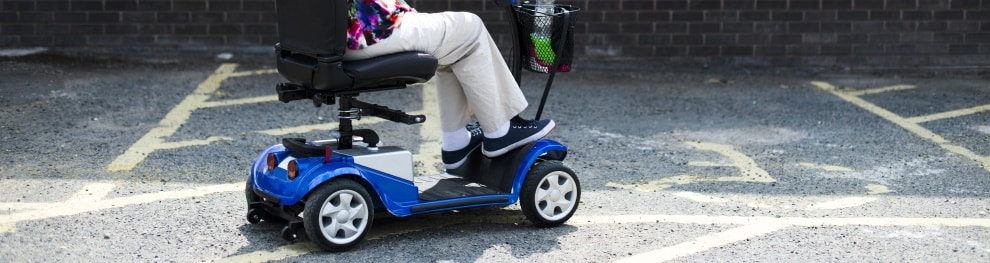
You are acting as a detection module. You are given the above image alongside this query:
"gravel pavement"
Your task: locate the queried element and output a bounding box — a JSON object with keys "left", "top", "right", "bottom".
{"left": 1, "top": 53, "right": 989, "bottom": 262}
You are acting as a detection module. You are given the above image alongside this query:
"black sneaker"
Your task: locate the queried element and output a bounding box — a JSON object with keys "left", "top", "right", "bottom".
{"left": 482, "top": 116, "right": 555, "bottom": 158}
{"left": 442, "top": 122, "right": 483, "bottom": 170}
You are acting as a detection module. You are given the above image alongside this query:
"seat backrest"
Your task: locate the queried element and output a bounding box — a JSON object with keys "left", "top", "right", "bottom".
{"left": 275, "top": 0, "right": 348, "bottom": 57}
{"left": 274, "top": 0, "right": 437, "bottom": 93}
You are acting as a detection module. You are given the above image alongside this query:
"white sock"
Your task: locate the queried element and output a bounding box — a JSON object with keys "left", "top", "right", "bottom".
{"left": 484, "top": 120, "right": 511, "bottom": 139}
{"left": 442, "top": 127, "right": 471, "bottom": 151}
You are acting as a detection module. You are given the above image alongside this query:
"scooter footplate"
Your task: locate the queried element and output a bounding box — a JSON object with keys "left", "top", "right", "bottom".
{"left": 415, "top": 174, "right": 500, "bottom": 201}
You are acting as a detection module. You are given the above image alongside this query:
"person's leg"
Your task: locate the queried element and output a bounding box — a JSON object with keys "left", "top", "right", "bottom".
{"left": 344, "top": 12, "right": 478, "bottom": 134}
{"left": 428, "top": 12, "right": 554, "bottom": 157}
{"left": 344, "top": 11, "right": 552, "bottom": 159}
{"left": 343, "top": 14, "right": 480, "bottom": 168}
{"left": 428, "top": 12, "right": 528, "bottom": 134}
{"left": 433, "top": 66, "right": 473, "bottom": 133}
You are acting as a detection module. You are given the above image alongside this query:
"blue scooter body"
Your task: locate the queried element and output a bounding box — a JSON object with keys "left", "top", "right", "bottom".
{"left": 249, "top": 139, "right": 567, "bottom": 217}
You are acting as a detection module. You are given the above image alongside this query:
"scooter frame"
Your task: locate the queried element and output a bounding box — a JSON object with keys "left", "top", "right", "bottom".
{"left": 246, "top": 0, "right": 580, "bottom": 252}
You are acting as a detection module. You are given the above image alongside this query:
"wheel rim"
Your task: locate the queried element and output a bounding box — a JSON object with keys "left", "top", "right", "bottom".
{"left": 533, "top": 171, "right": 578, "bottom": 221}
{"left": 317, "top": 189, "right": 369, "bottom": 244}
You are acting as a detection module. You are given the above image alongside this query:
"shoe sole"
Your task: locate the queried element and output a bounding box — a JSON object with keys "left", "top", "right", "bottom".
{"left": 482, "top": 120, "right": 555, "bottom": 158}
{"left": 443, "top": 144, "right": 481, "bottom": 170}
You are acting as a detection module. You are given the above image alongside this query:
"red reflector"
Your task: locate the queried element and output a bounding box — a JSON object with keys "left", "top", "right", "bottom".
{"left": 287, "top": 160, "right": 298, "bottom": 180}
{"left": 324, "top": 145, "right": 331, "bottom": 164}
{"left": 266, "top": 153, "right": 277, "bottom": 171}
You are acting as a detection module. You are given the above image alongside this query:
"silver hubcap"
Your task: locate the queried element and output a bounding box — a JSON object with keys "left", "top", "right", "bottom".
{"left": 534, "top": 171, "right": 577, "bottom": 221}
{"left": 318, "top": 189, "right": 368, "bottom": 244}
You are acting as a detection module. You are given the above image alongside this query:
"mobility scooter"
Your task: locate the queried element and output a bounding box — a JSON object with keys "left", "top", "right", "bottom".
{"left": 246, "top": 0, "right": 580, "bottom": 251}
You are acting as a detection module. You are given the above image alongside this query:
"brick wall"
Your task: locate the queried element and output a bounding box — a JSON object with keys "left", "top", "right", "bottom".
{"left": 1, "top": 0, "right": 988, "bottom": 69}
{"left": 0, "top": 0, "right": 280, "bottom": 54}
{"left": 558, "top": 0, "right": 990, "bottom": 68}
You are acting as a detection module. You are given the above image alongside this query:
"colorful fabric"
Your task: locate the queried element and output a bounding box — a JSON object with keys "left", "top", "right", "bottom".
{"left": 347, "top": 0, "right": 415, "bottom": 50}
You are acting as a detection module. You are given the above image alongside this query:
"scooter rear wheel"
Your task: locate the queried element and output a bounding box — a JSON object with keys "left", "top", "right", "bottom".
{"left": 520, "top": 160, "right": 580, "bottom": 227}
{"left": 303, "top": 179, "right": 374, "bottom": 252}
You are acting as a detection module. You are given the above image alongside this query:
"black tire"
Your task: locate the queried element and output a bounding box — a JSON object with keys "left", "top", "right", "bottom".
{"left": 281, "top": 225, "right": 300, "bottom": 242}
{"left": 520, "top": 160, "right": 580, "bottom": 227}
{"left": 303, "top": 179, "right": 374, "bottom": 252}
{"left": 246, "top": 208, "right": 264, "bottom": 224}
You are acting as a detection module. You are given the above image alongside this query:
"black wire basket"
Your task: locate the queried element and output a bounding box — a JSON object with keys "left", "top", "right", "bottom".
{"left": 514, "top": 4, "right": 580, "bottom": 73}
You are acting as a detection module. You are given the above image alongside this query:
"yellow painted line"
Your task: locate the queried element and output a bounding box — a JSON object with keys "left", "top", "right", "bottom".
{"left": 214, "top": 212, "right": 990, "bottom": 262}
{"left": 227, "top": 68, "right": 278, "bottom": 78}
{"left": 200, "top": 95, "right": 279, "bottom": 108}
{"left": 607, "top": 141, "right": 775, "bottom": 192}
{"left": 574, "top": 214, "right": 990, "bottom": 227}
{"left": 686, "top": 141, "right": 775, "bottom": 183}
{"left": 0, "top": 223, "right": 14, "bottom": 233}
{"left": 686, "top": 161, "right": 726, "bottom": 167}
{"left": 672, "top": 191, "right": 731, "bottom": 203}
{"left": 805, "top": 196, "right": 877, "bottom": 210}
{"left": 216, "top": 243, "right": 319, "bottom": 263}
{"left": 0, "top": 183, "right": 114, "bottom": 211}
{"left": 107, "top": 64, "right": 239, "bottom": 171}
{"left": 906, "top": 103, "right": 990, "bottom": 123}
{"left": 156, "top": 136, "right": 233, "bottom": 150}
{"left": 612, "top": 214, "right": 990, "bottom": 262}
{"left": 0, "top": 182, "right": 241, "bottom": 232}
{"left": 812, "top": 81, "right": 990, "bottom": 173}
{"left": 865, "top": 184, "right": 894, "bottom": 195}
{"left": 846, "top": 84, "right": 916, "bottom": 96}
{"left": 616, "top": 223, "right": 787, "bottom": 263}
{"left": 799, "top": 162, "right": 855, "bottom": 172}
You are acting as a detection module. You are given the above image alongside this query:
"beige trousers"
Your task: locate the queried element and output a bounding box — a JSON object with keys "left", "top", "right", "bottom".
{"left": 343, "top": 12, "right": 528, "bottom": 133}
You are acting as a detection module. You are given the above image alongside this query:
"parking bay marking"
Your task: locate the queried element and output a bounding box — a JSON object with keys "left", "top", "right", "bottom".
{"left": 607, "top": 141, "right": 776, "bottom": 192}
{"left": 811, "top": 81, "right": 990, "bottom": 173}
{"left": 0, "top": 182, "right": 240, "bottom": 233}
{"left": 1, "top": 181, "right": 982, "bottom": 262}
{"left": 108, "top": 63, "right": 243, "bottom": 172}
{"left": 213, "top": 211, "right": 990, "bottom": 262}
{"left": 97, "top": 67, "right": 989, "bottom": 260}
{"left": 107, "top": 63, "right": 442, "bottom": 173}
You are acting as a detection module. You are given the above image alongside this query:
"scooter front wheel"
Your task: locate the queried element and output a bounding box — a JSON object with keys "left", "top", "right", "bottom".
{"left": 303, "top": 179, "right": 374, "bottom": 252}
{"left": 520, "top": 160, "right": 581, "bottom": 227}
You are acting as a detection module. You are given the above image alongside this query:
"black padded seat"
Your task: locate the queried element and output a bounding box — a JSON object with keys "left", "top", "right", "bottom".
{"left": 344, "top": 52, "right": 438, "bottom": 90}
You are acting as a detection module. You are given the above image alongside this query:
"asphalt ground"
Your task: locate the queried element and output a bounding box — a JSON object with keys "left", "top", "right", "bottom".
{"left": 1, "top": 53, "right": 989, "bottom": 262}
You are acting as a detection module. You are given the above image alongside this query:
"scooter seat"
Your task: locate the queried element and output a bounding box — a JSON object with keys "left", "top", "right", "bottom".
{"left": 344, "top": 52, "right": 438, "bottom": 90}
{"left": 276, "top": 44, "right": 438, "bottom": 93}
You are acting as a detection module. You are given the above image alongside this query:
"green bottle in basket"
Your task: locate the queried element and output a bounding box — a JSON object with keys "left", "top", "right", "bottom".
{"left": 530, "top": 33, "right": 555, "bottom": 65}
{"left": 532, "top": 0, "right": 555, "bottom": 69}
